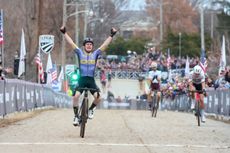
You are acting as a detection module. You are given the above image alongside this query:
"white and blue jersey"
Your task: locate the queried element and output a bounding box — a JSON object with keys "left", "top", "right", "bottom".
{"left": 148, "top": 70, "right": 161, "bottom": 83}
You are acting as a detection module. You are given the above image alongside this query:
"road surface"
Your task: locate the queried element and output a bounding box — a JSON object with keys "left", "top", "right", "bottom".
{"left": 0, "top": 109, "right": 229, "bottom": 153}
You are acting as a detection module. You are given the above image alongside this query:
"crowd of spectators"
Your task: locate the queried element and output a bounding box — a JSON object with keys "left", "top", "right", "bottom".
{"left": 97, "top": 48, "right": 230, "bottom": 102}
{"left": 97, "top": 49, "right": 199, "bottom": 73}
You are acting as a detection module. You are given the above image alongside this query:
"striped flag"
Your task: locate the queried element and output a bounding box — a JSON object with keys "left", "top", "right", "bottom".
{"left": 185, "top": 56, "right": 190, "bottom": 77}
{"left": 0, "top": 9, "right": 4, "bottom": 45}
{"left": 199, "top": 48, "right": 207, "bottom": 73}
{"left": 219, "top": 35, "right": 226, "bottom": 76}
{"left": 50, "top": 66, "right": 57, "bottom": 82}
{"left": 167, "top": 48, "right": 171, "bottom": 70}
{"left": 34, "top": 53, "right": 44, "bottom": 83}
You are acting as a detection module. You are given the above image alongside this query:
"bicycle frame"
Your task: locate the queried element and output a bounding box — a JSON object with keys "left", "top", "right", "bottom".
{"left": 78, "top": 87, "right": 98, "bottom": 138}
{"left": 151, "top": 90, "right": 159, "bottom": 117}
{"left": 195, "top": 92, "right": 201, "bottom": 126}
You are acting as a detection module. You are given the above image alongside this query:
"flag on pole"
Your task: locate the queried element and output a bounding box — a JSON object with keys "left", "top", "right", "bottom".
{"left": 219, "top": 35, "right": 226, "bottom": 76}
{"left": 57, "top": 66, "right": 63, "bottom": 91}
{"left": 58, "top": 66, "right": 63, "bottom": 82}
{"left": 34, "top": 53, "right": 44, "bottom": 83}
{"left": 199, "top": 48, "right": 207, "bottom": 73}
{"left": 18, "top": 29, "right": 26, "bottom": 78}
{"left": 50, "top": 65, "right": 57, "bottom": 82}
{"left": 0, "top": 9, "right": 3, "bottom": 45}
{"left": 167, "top": 48, "right": 171, "bottom": 70}
{"left": 46, "top": 53, "right": 53, "bottom": 85}
{"left": 185, "top": 56, "right": 190, "bottom": 77}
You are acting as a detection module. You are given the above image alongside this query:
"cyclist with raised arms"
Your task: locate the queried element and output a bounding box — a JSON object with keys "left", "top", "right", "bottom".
{"left": 188, "top": 65, "right": 206, "bottom": 122}
{"left": 60, "top": 26, "right": 117, "bottom": 126}
{"left": 147, "top": 61, "right": 162, "bottom": 110}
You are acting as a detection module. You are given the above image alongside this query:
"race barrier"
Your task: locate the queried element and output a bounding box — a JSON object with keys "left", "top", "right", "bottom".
{"left": 94, "top": 69, "right": 185, "bottom": 80}
{"left": 0, "top": 79, "right": 229, "bottom": 117}
{"left": 0, "top": 79, "right": 71, "bottom": 117}
{"left": 97, "top": 89, "right": 230, "bottom": 117}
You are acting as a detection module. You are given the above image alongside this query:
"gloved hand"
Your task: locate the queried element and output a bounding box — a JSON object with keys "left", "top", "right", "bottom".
{"left": 60, "top": 26, "right": 66, "bottom": 34}
{"left": 110, "top": 27, "right": 117, "bottom": 37}
{"left": 203, "top": 89, "right": 207, "bottom": 96}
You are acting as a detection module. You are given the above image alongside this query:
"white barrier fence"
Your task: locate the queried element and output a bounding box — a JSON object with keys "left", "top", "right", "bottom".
{"left": 0, "top": 79, "right": 229, "bottom": 117}
{"left": 0, "top": 79, "right": 72, "bottom": 117}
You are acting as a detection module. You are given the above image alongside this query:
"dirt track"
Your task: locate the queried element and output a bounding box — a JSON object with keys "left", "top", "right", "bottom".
{"left": 0, "top": 109, "right": 229, "bottom": 153}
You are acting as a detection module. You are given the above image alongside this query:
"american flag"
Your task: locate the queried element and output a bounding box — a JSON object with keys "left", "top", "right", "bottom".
{"left": 0, "top": 10, "right": 3, "bottom": 45}
{"left": 199, "top": 48, "right": 207, "bottom": 73}
{"left": 167, "top": 48, "right": 171, "bottom": 70}
{"left": 34, "top": 53, "right": 44, "bottom": 83}
{"left": 50, "top": 66, "right": 57, "bottom": 82}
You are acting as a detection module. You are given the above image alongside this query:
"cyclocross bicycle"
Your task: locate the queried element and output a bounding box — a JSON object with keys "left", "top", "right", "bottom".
{"left": 189, "top": 90, "right": 204, "bottom": 126}
{"left": 78, "top": 87, "right": 97, "bottom": 138}
{"left": 151, "top": 90, "right": 159, "bottom": 117}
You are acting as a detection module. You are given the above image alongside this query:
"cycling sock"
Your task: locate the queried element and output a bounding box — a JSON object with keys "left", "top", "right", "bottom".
{"left": 89, "top": 103, "right": 96, "bottom": 110}
{"left": 73, "top": 106, "right": 78, "bottom": 117}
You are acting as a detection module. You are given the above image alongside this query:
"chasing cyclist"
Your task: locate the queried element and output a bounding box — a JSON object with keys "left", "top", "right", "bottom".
{"left": 188, "top": 65, "right": 206, "bottom": 122}
{"left": 60, "top": 26, "right": 117, "bottom": 126}
{"left": 147, "top": 61, "right": 162, "bottom": 110}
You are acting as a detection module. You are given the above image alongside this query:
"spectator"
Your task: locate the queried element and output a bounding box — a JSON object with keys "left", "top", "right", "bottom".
{"left": 100, "top": 68, "right": 107, "bottom": 94}
{"left": 107, "top": 68, "right": 112, "bottom": 89}
{"left": 224, "top": 67, "right": 230, "bottom": 83}
{"left": 0, "top": 62, "right": 13, "bottom": 80}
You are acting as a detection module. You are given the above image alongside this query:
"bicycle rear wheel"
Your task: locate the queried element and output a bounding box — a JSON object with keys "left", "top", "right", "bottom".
{"left": 154, "top": 101, "right": 159, "bottom": 117}
{"left": 80, "top": 99, "right": 88, "bottom": 138}
{"left": 196, "top": 100, "right": 201, "bottom": 126}
{"left": 152, "top": 94, "right": 157, "bottom": 117}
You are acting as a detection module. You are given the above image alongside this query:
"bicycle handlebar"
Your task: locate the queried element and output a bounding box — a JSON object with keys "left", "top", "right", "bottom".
{"left": 187, "top": 90, "right": 206, "bottom": 94}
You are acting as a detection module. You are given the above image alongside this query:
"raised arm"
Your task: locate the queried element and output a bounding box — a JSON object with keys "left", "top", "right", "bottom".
{"left": 60, "top": 26, "right": 78, "bottom": 50}
{"left": 99, "top": 27, "right": 117, "bottom": 51}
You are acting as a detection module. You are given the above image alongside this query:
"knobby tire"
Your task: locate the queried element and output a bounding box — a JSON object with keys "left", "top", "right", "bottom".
{"left": 197, "top": 100, "right": 201, "bottom": 126}
{"left": 80, "top": 99, "right": 88, "bottom": 138}
{"left": 152, "top": 93, "right": 158, "bottom": 118}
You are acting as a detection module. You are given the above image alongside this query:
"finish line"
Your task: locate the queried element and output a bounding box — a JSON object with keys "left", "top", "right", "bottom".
{"left": 0, "top": 142, "right": 229, "bottom": 149}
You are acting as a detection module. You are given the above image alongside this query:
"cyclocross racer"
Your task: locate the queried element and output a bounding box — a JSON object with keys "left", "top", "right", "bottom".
{"left": 60, "top": 26, "right": 117, "bottom": 126}
{"left": 188, "top": 65, "right": 206, "bottom": 122}
{"left": 147, "top": 61, "right": 162, "bottom": 110}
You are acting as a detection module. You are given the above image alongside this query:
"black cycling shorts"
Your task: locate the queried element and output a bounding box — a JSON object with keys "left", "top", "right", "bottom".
{"left": 73, "top": 76, "right": 100, "bottom": 96}
{"left": 193, "top": 83, "right": 203, "bottom": 91}
{"left": 150, "top": 83, "right": 160, "bottom": 90}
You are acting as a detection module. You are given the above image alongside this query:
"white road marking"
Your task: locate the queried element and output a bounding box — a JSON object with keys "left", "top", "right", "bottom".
{"left": 0, "top": 142, "right": 229, "bottom": 149}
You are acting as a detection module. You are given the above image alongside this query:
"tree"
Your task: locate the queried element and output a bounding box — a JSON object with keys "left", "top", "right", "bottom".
{"left": 88, "top": 0, "right": 129, "bottom": 48}
{"left": 107, "top": 36, "right": 149, "bottom": 55}
{"left": 163, "top": 31, "right": 211, "bottom": 57}
{"left": 145, "top": 0, "right": 199, "bottom": 35}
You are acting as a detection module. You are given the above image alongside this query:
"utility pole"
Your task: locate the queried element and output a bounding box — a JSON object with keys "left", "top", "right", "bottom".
{"left": 179, "top": 32, "right": 181, "bottom": 59}
{"left": 160, "top": 0, "right": 163, "bottom": 49}
{"left": 210, "top": 10, "right": 214, "bottom": 52}
{"left": 75, "top": 3, "right": 79, "bottom": 46}
{"left": 200, "top": 7, "right": 205, "bottom": 51}
{"left": 75, "top": 3, "right": 79, "bottom": 67}
{"left": 83, "top": 2, "right": 88, "bottom": 39}
{"left": 61, "top": 0, "right": 67, "bottom": 92}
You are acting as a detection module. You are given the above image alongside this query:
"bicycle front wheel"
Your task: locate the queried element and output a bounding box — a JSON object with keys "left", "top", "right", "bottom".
{"left": 196, "top": 100, "right": 201, "bottom": 126}
{"left": 80, "top": 99, "right": 88, "bottom": 138}
{"left": 152, "top": 95, "right": 157, "bottom": 117}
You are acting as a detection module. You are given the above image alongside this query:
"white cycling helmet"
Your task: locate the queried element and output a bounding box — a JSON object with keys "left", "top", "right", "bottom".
{"left": 150, "top": 62, "right": 157, "bottom": 68}
{"left": 193, "top": 65, "right": 202, "bottom": 74}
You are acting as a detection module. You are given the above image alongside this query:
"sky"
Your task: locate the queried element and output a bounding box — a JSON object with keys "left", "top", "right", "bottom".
{"left": 122, "top": 0, "right": 146, "bottom": 10}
